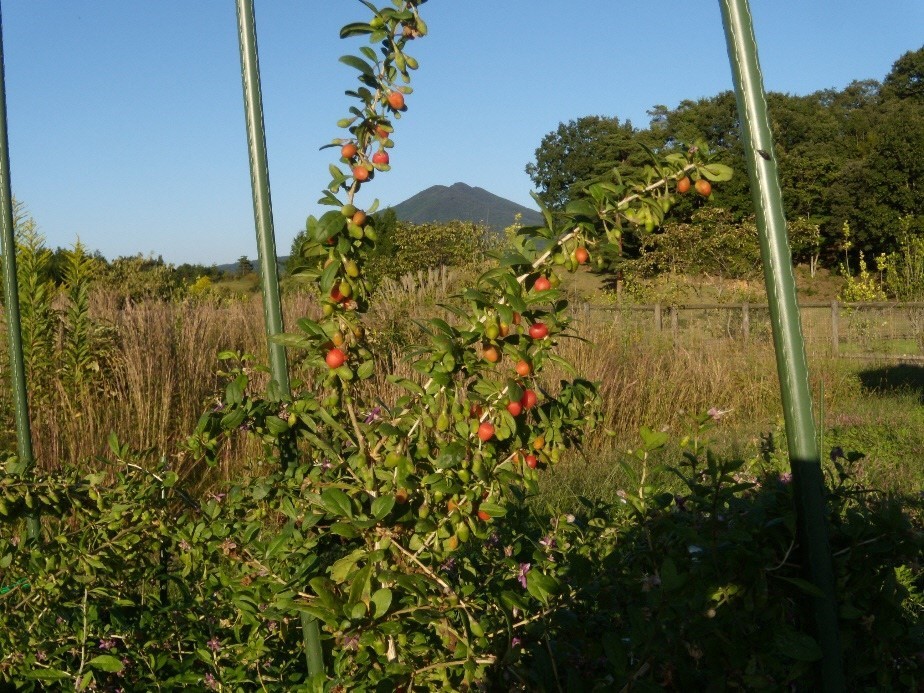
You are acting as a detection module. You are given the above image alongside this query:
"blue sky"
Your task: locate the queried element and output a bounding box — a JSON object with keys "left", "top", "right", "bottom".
{"left": 2, "top": 1, "right": 921, "bottom": 266}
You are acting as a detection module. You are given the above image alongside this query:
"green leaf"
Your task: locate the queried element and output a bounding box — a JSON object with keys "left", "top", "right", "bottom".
{"left": 330, "top": 549, "right": 365, "bottom": 584}
{"left": 357, "top": 359, "right": 375, "bottom": 380}
{"left": 315, "top": 210, "right": 346, "bottom": 244}
{"left": 339, "top": 54, "right": 374, "bottom": 76}
{"left": 319, "top": 257, "right": 340, "bottom": 295}
{"left": 25, "top": 668, "right": 71, "bottom": 681}
{"left": 220, "top": 407, "right": 246, "bottom": 430}
{"left": 265, "top": 415, "right": 290, "bottom": 435}
{"left": 348, "top": 564, "right": 373, "bottom": 610}
{"left": 526, "top": 571, "right": 560, "bottom": 604}
{"left": 776, "top": 576, "right": 826, "bottom": 598}
{"left": 497, "top": 249, "right": 533, "bottom": 268}
{"left": 435, "top": 442, "right": 466, "bottom": 470}
{"left": 371, "top": 588, "right": 393, "bottom": 618}
{"left": 660, "top": 556, "right": 685, "bottom": 591}
{"left": 309, "top": 577, "right": 340, "bottom": 609}
{"left": 330, "top": 522, "right": 360, "bottom": 538}
{"left": 639, "top": 426, "right": 668, "bottom": 451}
{"left": 87, "top": 655, "right": 124, "bottom": 673}
{"left": 774, "top": 627, "right": 822, "bottom": 662}
{"left": 698, "top": 163, "right": 734, "bottom": 182}
{"left": 339, "top": 22, "right": 374, "bottom": 39}
{"left": 320, "top": 488, "right": 353, "bottom": 518}
{"left": 370, "top": 494, "right": 395, "bottom": 519}
{"left": 477, "top": 501, "right": 506, "bottom": 518}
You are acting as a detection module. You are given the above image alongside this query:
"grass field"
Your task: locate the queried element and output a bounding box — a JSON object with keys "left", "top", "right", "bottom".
{"left": 2, "top": 268, "right": 921, "bottom": 503}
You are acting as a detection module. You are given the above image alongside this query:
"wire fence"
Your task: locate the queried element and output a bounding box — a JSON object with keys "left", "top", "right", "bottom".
{"left": 578, "top": 301, "right": 924, "bottom": 361}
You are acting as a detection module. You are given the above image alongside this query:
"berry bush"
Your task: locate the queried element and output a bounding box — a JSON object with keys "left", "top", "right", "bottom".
{"left": 0, "top": 2, "right": 920, "bottom": 691}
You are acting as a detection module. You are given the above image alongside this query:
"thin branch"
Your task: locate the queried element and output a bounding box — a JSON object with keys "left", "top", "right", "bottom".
{"left": 344, "top": 396, "right": 368, "bottom": 459}
{"left": 411, "top": 656, "right": 497, "bottom": 678}
{"left": 766, "top": 539, "right": 797, "bottom": 572}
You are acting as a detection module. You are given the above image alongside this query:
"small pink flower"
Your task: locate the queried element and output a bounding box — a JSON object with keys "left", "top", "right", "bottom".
{"left": 517, "top": 563, "right": 531, "bottom": 589}
{"left": 207, "top": 637, "right": 221, "bottom": 653}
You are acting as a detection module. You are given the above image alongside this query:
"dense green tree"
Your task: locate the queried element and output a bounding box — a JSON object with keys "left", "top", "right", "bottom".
{"left": 525, "top": 46, "right": 924, "bottom": 271}
{"left": 525, "top": 115, "right": 641, "bottom": 209}
{"left": 881, "top": 46, "right": 924, "bottom": 102}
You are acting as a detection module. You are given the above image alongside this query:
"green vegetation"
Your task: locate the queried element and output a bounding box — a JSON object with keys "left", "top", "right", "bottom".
{"left": 0, "top": 7, "right": 921, "bottom": 692}
{"left": 528, "top": 46, "right": 924, "bottom": 265}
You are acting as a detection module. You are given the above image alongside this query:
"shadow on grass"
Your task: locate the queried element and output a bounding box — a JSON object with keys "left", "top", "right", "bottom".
{"left": 507, "top": 464, "right": 924, "bottom": 692}
{"left": 857, "top": 363, "right": 924, "bottom": 402}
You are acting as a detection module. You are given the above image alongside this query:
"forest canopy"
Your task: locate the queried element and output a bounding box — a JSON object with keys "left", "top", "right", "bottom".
{"left": 526, "top": 46, "right": 924, "bottom": 266}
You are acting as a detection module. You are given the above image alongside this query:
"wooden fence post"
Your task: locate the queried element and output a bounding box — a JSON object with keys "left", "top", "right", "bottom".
{"left": 742, "top": 303, "right": 750, "bottom": 340}
{"left": 653, "top": 303, "right": 662, "bottom": 331}
{"left": 830, "top": 301, "right": 839, "bottom": 356}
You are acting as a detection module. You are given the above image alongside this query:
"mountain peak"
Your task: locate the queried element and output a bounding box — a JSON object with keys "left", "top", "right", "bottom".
{"left": 389, "top": 183, "right": 543, "bottom": 230}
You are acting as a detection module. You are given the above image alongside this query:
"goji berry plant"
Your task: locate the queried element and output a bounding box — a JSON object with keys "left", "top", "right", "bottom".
{"left": 2, "top": 2, "right": 920, "bottom": 692}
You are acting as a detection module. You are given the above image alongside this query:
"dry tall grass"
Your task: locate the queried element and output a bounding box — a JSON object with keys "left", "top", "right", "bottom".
{"left": 1, "top": 274, "right": 865, "bottom": 497}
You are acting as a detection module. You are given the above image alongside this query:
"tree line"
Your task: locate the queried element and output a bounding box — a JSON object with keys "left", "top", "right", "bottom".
{"left": 526, "top": 46, "right": 924, "bottom": 267}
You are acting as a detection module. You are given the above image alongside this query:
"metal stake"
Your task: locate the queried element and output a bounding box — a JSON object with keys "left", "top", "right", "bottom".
{"left": 0, "top": 1, "right": 39, "bottom": 541}
{"left": 718, "top": 1, "right": 844, "bottom": 688}
{"left": 235, "top": 0, "right": 323, "bottom": 679}
{"left": 236, "top": 0, "right": 289, "bottom": 397}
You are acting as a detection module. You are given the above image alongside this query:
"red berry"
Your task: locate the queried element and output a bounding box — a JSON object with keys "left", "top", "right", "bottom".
{"left": 528, "top": 322, "right": 549, "bottom": 339}
{"left": 525, "top": 454, "right": 538, "bottom": 469}
{"left": 387, "top": 91, "right": 405, "bottom": 110}
{"left": 477, "top": 421, "right": 495, "bottom": 442}
{"left": 325, "top": 348, "right": 346, "bottom": 369}
{"left": 520, "top": 389, "right": 538, "bottom": 410}
{"left": 372, "top": 150, "right": 390, "bottom": 165}
{"left": 352, "top": 165, "right": 370, "bottom": 182}
{"left": 506, "top": 400, "right": 522, "bottom": 417}
{"left": 533, "top": 275, "right": 551, "bottom": 292}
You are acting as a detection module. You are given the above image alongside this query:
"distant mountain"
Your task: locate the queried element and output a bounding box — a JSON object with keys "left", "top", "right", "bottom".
{"left": 389, "top": 182, "right": 544, "bottom": 230}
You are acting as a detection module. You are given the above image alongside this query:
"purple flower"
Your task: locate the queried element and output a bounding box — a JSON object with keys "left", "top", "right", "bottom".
{"left": 539, "top": 535, "right": 556, "bottom": 551}
{"left": 209, "top": 493, "right": 226, "bottom": 503}
{"left": 364, "top": 406, "right": 382, "bottom": 424}
{"left": 779, "top": 472, "right": 793, "bottom": 485}
{"left": 343, "top": 634, "right": 360, "bottom": 651}
{"left": 204, "top": 673, "right": 219, "bottom": 690}
{"left": 511, "top": 637, "right": 522, "bottom": 648}
{"left": 707, "top": 407, "right": 730, "bottom": 422}
{"left": 207, "top": 637, "right": 221, "bottom": 653}
{"left": 98, "top": 638, "right": 116, "bottom": 651}
{"left": 517, "top": 563, "right": 531, "bottom": 589}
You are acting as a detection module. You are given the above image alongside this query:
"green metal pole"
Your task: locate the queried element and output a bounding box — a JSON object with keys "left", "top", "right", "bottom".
{"left": 718, "top": 2, "right": 844, "bottom": 689}
{"left": 0, "top": 2, "right": 39, "bottom": 541}
{"left": 235, "top": 0, "right": 323, "bottom": 679}
{"left": 236, "top": 0, "right": 289, "bottom": 398}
